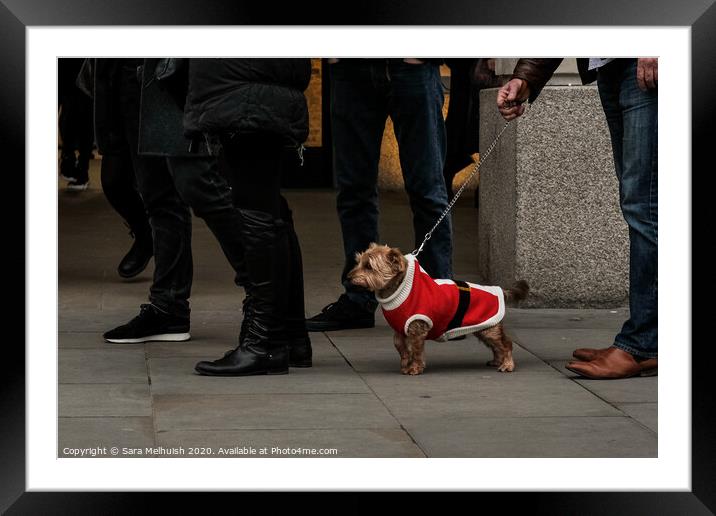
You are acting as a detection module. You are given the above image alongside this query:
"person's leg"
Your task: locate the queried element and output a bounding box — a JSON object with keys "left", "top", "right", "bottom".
{"left": 333, "top": 60, "right": 388, "bottom": 308}
{"left": 103, "top": 152, "right": 193, "bottom": 342}
{"left": 169, "top": 155, "right": 246, "bottom": 284}
{"left": 74, "top": 90, "right": 95, "bottom": 184}
{"left": 58, "top": 96, "right": 78, "bottom": 181}
{"left": 103, "top": 61, "right": 192, "bottom": 343}
{"left": 61, "top": 90, "right": 92, "bottom": 189}
{"left": 100, "top": 148, "right": 154, "bottom": 278}
{"left": 387, "top": 60, "right": 452, "bottom": 279}
{"left": 279, "top": 195, "right": 312, "bottom": 367}
{"left": 195, "top": 133, "right": 290, "bottom": 376}
{"left": 443, "top": 59, "right": 474, "bottom": 198}
{"left": 567, "top": 59, "right": 657, "bottom": 378}
{"left": 609, "top": 60, "right": 658, "bottom": 359}
{"left": 134, "top": 156, "right": 193, "bottom": 318}
{"left": 100, "top": 149, "right": 149, "bottom": 235}
{"left": 305, "top": 60, "right": 388, "bottom": 331}
{"left": 119, "top": 60, "right": 193, "bottom": 318}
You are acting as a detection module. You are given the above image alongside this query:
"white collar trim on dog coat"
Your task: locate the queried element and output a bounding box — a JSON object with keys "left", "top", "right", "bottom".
{"left": 376, "top": 254, "right": 416, "bottom": 311}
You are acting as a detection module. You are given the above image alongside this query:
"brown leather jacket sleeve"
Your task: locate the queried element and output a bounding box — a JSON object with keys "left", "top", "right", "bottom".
{"left": 511, "top": 58, "right": 563, "bottom": 103}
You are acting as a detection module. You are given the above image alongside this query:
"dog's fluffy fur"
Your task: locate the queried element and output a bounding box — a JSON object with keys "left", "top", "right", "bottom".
{"left": 348, "top": 243, "right": 528, "bottom": 375}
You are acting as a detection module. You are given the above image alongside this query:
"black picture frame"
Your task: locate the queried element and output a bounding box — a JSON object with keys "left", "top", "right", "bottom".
{"left": 3, "top": 0, "right": 713, "bottom": 513}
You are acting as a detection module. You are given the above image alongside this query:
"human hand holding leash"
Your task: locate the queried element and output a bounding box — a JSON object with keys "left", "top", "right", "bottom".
{"left": 496, "top": 78, "right": 530, "bottom": 120}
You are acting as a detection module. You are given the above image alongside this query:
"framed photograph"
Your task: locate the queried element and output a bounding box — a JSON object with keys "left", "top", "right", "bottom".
{"left": 3, "top": 0, "right": 713, "bottom": 512}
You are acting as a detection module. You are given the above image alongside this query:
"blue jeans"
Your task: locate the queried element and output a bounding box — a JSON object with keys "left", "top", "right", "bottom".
{"left": 597, "top": 59, "right": 658, "bottom": 358}
{"left": 330, "top": 59, "right": 452, "bottom": 310}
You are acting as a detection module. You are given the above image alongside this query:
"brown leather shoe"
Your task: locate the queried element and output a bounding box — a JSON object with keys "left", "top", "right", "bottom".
{"left": 565, "top": 347, "right": 657, "bottom": 379}
{"left": 636, "top": 357, "right": 658, "bottom": 377}
{"left": 572, "top": 347, "right": 611, "bottom": 361}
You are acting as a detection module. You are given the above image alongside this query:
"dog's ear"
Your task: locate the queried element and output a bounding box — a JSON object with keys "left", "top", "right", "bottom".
{"left": 387, "top": 248, "right": 404, "bottom": 272}
{"left": 354, "top": 251, "right": 363, "bottom": 263}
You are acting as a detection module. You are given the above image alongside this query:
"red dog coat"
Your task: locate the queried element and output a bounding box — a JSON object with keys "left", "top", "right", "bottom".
{"left": 377, "top": 254, "right": 505, "bottom": 341}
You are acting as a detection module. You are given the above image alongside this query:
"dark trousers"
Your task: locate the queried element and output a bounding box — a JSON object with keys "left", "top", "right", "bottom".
{"left": 597, "top": 59, "right": 658, "bottom": 358}
{"left": 119, "top": 63, "right": 246, "bottom": 318}
{"left": 100, "top": 147, "right": 151, "bottom": 240}
{"left": 329, "top": 59, "right": 452, "bottom": 311}
{"left": 117, "top": 63, "right": 305, "bottom": 325}
{"left": 59, "top": 89, "right": 94, "bottom": 181}
{"left": 223, "top": 135, "right": 284, "bottom": 218}
{"left": 221, "top": 134, "right": 306, "bottom": 331}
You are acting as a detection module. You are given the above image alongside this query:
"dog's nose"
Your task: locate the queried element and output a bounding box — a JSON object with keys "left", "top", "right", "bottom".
{"left": 346, "top": 270, "right": 360, "bottom": 285}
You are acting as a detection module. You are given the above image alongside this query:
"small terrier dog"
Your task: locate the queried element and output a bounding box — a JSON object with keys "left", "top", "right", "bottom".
{"left": 348, "top": 243, "right": 528, "bottom": 375}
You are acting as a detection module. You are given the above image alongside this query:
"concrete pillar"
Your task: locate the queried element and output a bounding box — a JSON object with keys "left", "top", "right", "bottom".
{"left": 495, "top": 58, "right": 581, "bottom": 85}
{"left": 476, "top": 62, "right": 629, "bottom": 307}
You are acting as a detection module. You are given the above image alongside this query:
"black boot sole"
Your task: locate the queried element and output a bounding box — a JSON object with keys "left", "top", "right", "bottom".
{"left": 289, "top": 360, "right": 313, "bottom": 368}
{"left": 194, "top": 366, "right": 289, "bottom": 377}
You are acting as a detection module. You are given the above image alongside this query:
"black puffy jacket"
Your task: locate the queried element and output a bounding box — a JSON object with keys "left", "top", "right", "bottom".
{"left": 183, "top": 58, "right": 311, "bottom": 147}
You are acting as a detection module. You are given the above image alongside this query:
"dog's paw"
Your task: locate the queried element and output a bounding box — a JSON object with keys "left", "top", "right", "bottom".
{"left": 497, "top": 360, "right": 515, "bottom": 372}
{"left": 406, "top": 363, "right": 425, "bottom": 375}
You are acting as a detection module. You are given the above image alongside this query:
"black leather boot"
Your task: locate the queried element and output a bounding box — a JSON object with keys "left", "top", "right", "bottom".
{"left": 195, "top": 209, "right": 290, "bottom": 376}
{"left": 236, "top": 273, "right": 311, "bottom": 367}
{"left": 118, "top": 224, "right": 154, "bottom": 279}
{"left": 194, "top": 337, "right": 289, "bottom": 376}
{"left": 280, "top": 199, "right": 312, "bottom": 367}
{"left": 230, "top": 201, "right": 312, "bottom": 368}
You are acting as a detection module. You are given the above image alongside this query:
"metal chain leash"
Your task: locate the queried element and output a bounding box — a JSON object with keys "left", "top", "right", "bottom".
{"left": 412, "top": 118, "right": 513, "bottom": 257}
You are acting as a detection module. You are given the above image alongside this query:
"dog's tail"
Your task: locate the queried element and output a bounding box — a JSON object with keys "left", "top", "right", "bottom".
{"left": 505, "top": 280, "right": 529, "bottom": 303}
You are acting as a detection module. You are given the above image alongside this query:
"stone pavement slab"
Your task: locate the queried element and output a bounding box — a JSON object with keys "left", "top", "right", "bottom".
{"left": 573, "top": 375, "right": 658, "bottom": 404}
{"left": 506, "top": 308, "right": 629, "bottom": 330}
{"left": 400, "top": 415, "right": 657, "bottom": 457}
{"left": 59, "top": 331, "right": 144, "bottom": 350}
{"left": 59, "top": 309, "right": 141, "bottom": 333}
{"left": 59, "top": 287, "right": 103, "bottom": 312}
{"left": 148, "top": 356, "right": 369, "bottom": 395}
{"left": 59, "top": 417, "right": 155, "bottom": 456}
{"left": 59, "top": 349, "right": 148, "bottom": 384}
{"left": 156, "top": 428, "right": 425, "bottom": 458}
{"left": 59, "top": 384, "right": 152, "bottom": 417}
{"left": 615, "top": 403, "right": 658, "bottom": 433}
{"left": 153, "top": 393, "right": 401, "bottom": 431}
{"left": 359, "top": 371, "right": 623, "bottom": 419}
{"left": 510, "top": 328, "right": 619, "bottom": 361}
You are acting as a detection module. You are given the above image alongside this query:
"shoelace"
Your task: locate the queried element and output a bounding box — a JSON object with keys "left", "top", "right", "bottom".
{"left": 137, "top": 303, "right": 155, "bottom": 318}
{"left": 124, "top": 304, "right": 156, "bottom": 326}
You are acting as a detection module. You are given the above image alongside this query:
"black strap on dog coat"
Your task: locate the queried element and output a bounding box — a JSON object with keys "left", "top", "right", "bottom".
{"left": 446, "top": 280, "right": 471, "bottom": 331}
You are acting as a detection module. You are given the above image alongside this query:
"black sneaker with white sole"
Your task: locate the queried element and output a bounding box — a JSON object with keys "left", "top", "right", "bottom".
{"left": 66, "top": 178, "right": 89, "bottom": 191}
{"left": 103, "top": 304, "right": 190, "bottom": 343}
